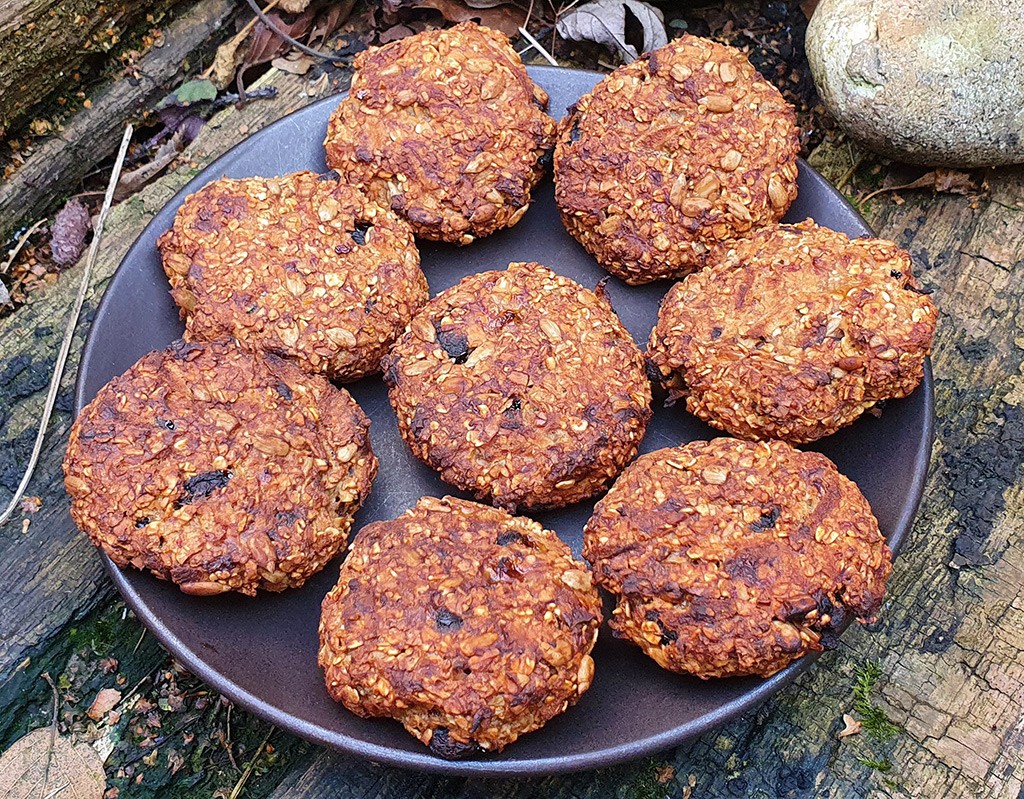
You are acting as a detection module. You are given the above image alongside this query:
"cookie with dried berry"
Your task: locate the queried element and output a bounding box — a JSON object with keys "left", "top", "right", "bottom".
{"left": 158, "top": 171, "right": 426, "bottom": 382}
{"left": 64, "top": 338, "right": 377, "bottom": 596}
{"left": 319, "top": 495, "right": 602, "bottom": 758}
{"left": 382, "top": 261, "right": 651, "bottom": 512}
{"left": 584, "top": 437, "right": 891, "bottom": 678}
{"left": 324, "top": 22, "right": 555, "bottom": 244}
{"left": 646, "top": 220, "right": 937, "bottom": 443}
{"left": 554, "top": 34, "right": 800, "bottom": 284}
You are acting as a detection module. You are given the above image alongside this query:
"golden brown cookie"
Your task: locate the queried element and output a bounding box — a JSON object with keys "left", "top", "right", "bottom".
{"left": 319, "top": 495, "right": 602, "bottom": 758}
{"left": 554, "top": 34, "right": 800, "bottom": 284}
{"left": 157, "top": 172, "right": 426, "bottom": 382}
{"left": 63, "top": 338, "right": 377, "bottom": 596}
{"left": 382, "top": 262, "right": 652, "bottom": 512}
{"left": 584, "top": 438, "right": 891, "bottom": 678}
{"left": 647, "top": 220, "right": 938, "bottom": 443}
{"left": 324, "top": 23, "right": 555, "bottom": 244}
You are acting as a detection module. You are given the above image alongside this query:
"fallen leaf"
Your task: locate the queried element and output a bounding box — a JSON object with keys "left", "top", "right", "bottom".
{"left": 379, "top": 23, "right": 415, "bottom": 44}
{"left": 800, "top": 0, "right": 820, "bottom": 18}
{"left": 0, "top": 728, "right": 106, "bottom": 798}
{"left": 167, "top": 748, "right": 185, "bottom": 775}
{"left": 386, "top": 0, "right": 525, "bottom": 37}
{"left": 306, "top": 72, "right": 330, "bottom": 96}
{"left": 246, "top": 9, "right": 317, "bottom": 68}
{"left": 19, "top": 496, "right": 41, "bottom": 514}
{"left": 557, "top": 0, "right": 667, "bottom": 61}
{"left": 271, "top": 53, "right": 315, "bottom": 74}
{"left": 839, "top": 713, "right": 862, "bottom": 738}
{"left": 656, "top": 764, "right": 676, "bottom": 784}
{"left": 99, "top": 658, "right": 119, "bottom": 674}
{"left": 114, "top": 130, "right": 186, "bottom": 202}
{"left": 172, "top": 78, "right": 217, "bottom": 105}
{"left": 860, "top": 168, "right": 985, "bottom": 205}
{"left": 50, "top": 199, "right": 92, "bottom": 267}
{"left": 30, "top": 118, "right": 54, "bottom": 136}
{"left": 897, "top": 168, "right": 979, "bottom": 195}
{"left": 211, "top": 36, "right": 247, "bottom": 89}
{"left": 308, "top": 0, "right": 356, "bottom": 46}
{"left": 88, "top": 688, "right": 123, "bottom": 721}
{"left": 277, "top": 0, "right": 310, "bottom": 11}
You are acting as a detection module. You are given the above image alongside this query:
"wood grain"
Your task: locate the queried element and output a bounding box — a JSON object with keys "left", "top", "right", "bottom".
{"left": 0, "top": 0, "right": 238, "bottom": 243}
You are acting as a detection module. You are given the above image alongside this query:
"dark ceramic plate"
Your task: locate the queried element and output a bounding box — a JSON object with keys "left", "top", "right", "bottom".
{"left": 75, "top": 66, "right": 934, "bottom": 776}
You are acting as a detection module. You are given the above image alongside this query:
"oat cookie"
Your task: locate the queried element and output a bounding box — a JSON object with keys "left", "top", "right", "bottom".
{"left": 319, "top": 495, "right": 602, "bottom": 757}
{"left": 324, "top": 22, "right": 556, "bottom": 244}
{"left": 382, "top": 262, "right": 652, "bottom": 511}
{"left": 554, "top": 34, "right": 800, "bottom": 284}
{"left": 63, "top": 338, "right": 378, "bottom": 596}
{"left": 647, "top": 220, "right": 938, "bottom": 443}
{"left": 157, "top": 171, "right": 426, "bottom": 382}
{"left": 584, "top": 437, "right": 891, "bottom": 678}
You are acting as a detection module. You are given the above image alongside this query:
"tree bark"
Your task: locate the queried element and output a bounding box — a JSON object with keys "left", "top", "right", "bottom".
{"left": 0, "top": 0, "right": 239, "bottom": 243}
{"left": 0, "top": 0, "right": 185, "bottom": 135}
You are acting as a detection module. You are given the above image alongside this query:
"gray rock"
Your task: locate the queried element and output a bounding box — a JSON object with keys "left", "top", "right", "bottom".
{"left": 805, "top": 0, "right": 1024, "bottom": 167}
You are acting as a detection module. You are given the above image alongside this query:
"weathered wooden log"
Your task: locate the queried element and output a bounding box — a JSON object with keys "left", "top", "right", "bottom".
{"left": 0, "top": 65, "right": 317, "bottom": 749}
{"left": 266, "top": 161, "right": 1024, "bottom": 798}
{"left": 1, "top": 58, "right": 1022, "bottom": 797}
{"left": 0, "top": 0, "right": 181, "bottom": 134}
{"left": 0, "top": 0, "right": 239, "bottom": 242}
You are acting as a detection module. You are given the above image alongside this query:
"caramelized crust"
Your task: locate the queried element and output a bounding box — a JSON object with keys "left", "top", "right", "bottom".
{"left": 584, "top": 438, "right": 891, "bottom": 678}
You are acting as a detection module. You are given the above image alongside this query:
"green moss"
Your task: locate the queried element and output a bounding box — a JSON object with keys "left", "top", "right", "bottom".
{"left": 857, "top": 757, "right": 893, "bottom": 773}
{"left": 624, "top": 758, "right": 669, "bottom": 799}
{"left": 852, "top": 661, "right": 901, "bottom": 743}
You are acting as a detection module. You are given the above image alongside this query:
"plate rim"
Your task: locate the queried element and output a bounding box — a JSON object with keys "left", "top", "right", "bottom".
{"left": 75, "top": 64, "right": 936, "bottom": 777}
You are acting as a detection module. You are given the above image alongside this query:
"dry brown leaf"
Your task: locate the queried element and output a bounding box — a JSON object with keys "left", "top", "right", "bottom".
{"left": 114, "top": 130, "right": 186, "bottom": 202}
{"left": 0, "top": 728, "right": 106, "bottom": 799}
{"left": 211, "top": 37, "right": 246, "bottom": 89}
{"left": 388, "top": 0, "right": 525, "bottom": 37}
{"left": 861, "top": 167, "right": 985, "bottom": 204}
{"left": 903, "top": 168, "right": 979, "bottom": 194}
{"left": 379, "top": 23, "right": 416, "bottom": 43}
{"left": 277, "top": 0, "right": 311, "bottom": 11}
{"left": 246, "top": 9, "right": 317, "bottom": 68}
{"left": 656, "top": 764, "right": 676, "bottom": 784}
{"left": 87, "top": 688, "right": 122, "bottom": 722}
{"left": 271, "top": 53, "right": 315, "bottom": 74}
{"left": 556, "top": 0, "right": 667, "bottom": 60}
{"left": 309, "top": 0, "right": 356, "bottom": 45}
{"left": 800, "top": 0, "right": 820, "bottom": 18}
{"left": 839, "top": 713, "right": 862, "bottom": 738}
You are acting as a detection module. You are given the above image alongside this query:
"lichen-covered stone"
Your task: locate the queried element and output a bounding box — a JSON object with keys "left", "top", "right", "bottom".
{"left": 806, "top": 0, "right": 1024, "bottom": 166}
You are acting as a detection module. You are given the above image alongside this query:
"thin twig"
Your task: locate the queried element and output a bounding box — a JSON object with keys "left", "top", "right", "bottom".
{"left": 1, "top": 218, "right": 47, "bottom": 275}
{"left": 0, "top": 125, "right": 133, "bottom": 528}
{"left": 836, "top": 154, "right": 864, "bottom": 194}
{"left": 244, "top": 0, "right": 346, "bottom": 61}
{"left": 859, "top": 182, "right": 918, "bottom": 206}
{"left": 201, "top": 0, "right": 281, "bottom": 80}
{"left": 224, "top": 700, "right": 239, "bottom": 770}
{"left": 518, "top": 25, "right": 559, "bottom": 66}
{"left": 228, "top": 725, "right": 275, "bottom": 799}
{"left": 41, "top": 672, "right": 60, "bottom": 795}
